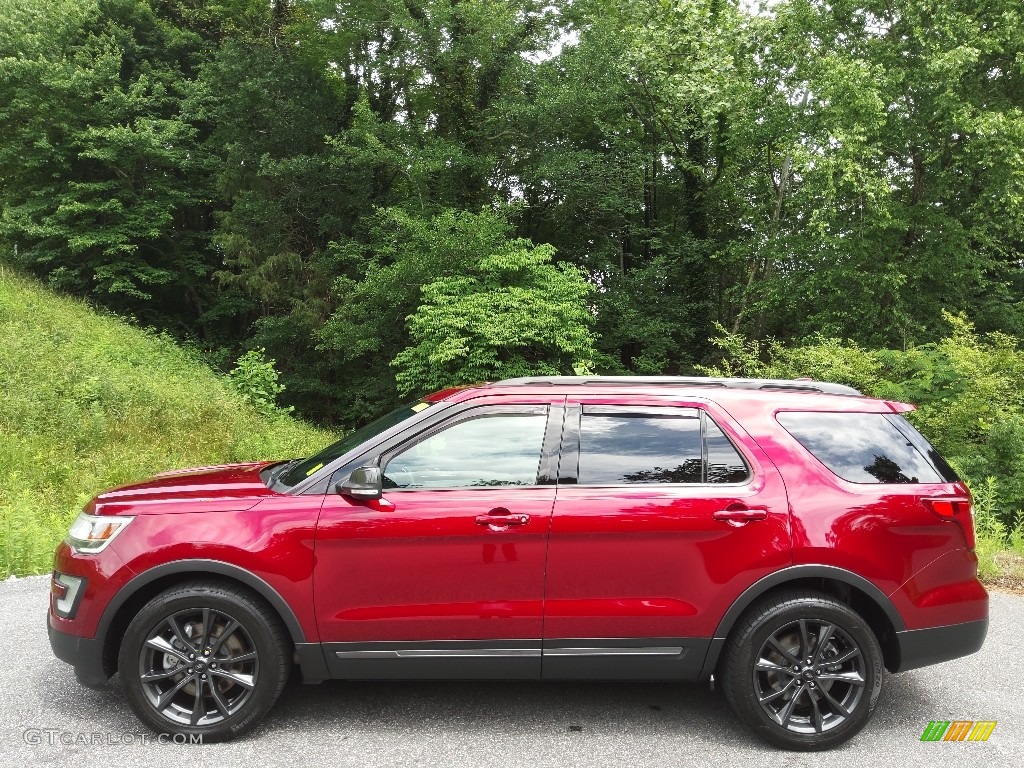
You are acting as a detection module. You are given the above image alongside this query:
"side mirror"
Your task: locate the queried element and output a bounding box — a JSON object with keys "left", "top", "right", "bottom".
{"left": 337, "top": 466, "right": 383, "bottom": 501}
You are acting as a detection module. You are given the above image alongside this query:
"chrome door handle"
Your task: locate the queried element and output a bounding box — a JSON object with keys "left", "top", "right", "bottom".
{"left": 475, "top": 509, "right": 530, "bottom": 527}
{"left": 712, "top": 507, "right": 768, "bottom": 524}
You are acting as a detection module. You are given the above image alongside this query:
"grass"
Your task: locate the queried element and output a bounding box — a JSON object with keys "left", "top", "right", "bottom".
{"left": 0, "top": 269, "right": 335, "bottom": 577}
{"left": 969, "top": 475, "right": 1024, "bottom": 590}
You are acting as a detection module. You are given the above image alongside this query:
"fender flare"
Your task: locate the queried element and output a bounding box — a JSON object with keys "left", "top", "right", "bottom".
{"left": 98, "top": 559, "right": 307, "bottom": 647}
{"left": 698, "top": 565, "right": 905, "bottom": 679}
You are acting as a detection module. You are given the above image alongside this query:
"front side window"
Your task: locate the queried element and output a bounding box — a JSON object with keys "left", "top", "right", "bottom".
{"left": 383, "top": 412, "right": 547, "bottom": 489}
{"left": 777, "top": 411, "right": 945, "bottom": 484}
{"left": 577, "top": 408, "right": 749, "bottom": 485}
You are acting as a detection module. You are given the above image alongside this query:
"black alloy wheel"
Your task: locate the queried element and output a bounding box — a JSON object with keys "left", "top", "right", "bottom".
{"left": 137, "top": 606, "right": 259, "bottom": 727}
{"left": 752, "top": 618, "right": 866, "bottom": 735}
{"left": 721, "top": 591, "right": 884, "bottom": 750}
{"left": 119, "top": 581, "right": 289, "bottom": 742}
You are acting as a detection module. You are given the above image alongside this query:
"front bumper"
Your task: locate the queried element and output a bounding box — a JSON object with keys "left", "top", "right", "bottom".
{"left": 48, "top": 617, "right": 109, "bottom": 688}
{"left": 893, "top": 617, "right": 988, "bottom": 672}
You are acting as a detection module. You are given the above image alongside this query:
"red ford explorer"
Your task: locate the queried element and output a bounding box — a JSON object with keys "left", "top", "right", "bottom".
{"left": 48, "top": 376, "right": 988, "bottom": 749}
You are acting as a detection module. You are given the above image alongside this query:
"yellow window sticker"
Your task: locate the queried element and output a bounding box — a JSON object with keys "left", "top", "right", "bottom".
{"left": 305, "top": 462, "right": 324, "bottom": 476}
{"left": 411, "top": 402, "right": 430, "bottom": 412}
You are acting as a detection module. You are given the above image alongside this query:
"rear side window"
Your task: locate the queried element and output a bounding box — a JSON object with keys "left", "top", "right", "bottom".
{"left": 577, "top": 408, "right": 749, "bottom": 485}
{"left": 887, "top": 414, "right": 960, "bottom": 482}
{"left": 777, "top": 412, "right": 950, "bottom": 484}
{"left": 705, "top": 418, "right": 750, "bottom": 483}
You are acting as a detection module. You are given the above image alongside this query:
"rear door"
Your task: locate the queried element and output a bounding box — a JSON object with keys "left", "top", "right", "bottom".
{"left": 542, "top": 396, "right": 792, "bottom": 679}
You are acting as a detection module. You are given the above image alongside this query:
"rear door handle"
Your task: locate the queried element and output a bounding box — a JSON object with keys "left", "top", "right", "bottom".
{"left": 712, "top": 507, "right": 768, "bottom": 525}
{"left": 475, "top": 508, "right": 530, "bottom": 528}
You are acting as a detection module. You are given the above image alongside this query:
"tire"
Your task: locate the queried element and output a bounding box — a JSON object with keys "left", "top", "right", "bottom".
{"left": 720, "top": 590, "right": 884, "bottom": 750}
{"left": 118, "top": 580, "right": 291, "bottom": 742}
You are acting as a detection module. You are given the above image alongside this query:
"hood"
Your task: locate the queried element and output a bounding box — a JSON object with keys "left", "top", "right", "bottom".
{"left": 87, "top": 462, "right": 280, "bottom": 516}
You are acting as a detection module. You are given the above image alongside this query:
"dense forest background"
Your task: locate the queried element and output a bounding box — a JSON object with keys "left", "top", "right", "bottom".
{"left": 2, "top": 0, "right": 1023, "bottom": 428}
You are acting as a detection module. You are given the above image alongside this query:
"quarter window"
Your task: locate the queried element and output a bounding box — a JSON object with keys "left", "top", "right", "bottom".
{"left": 383, "top": 412, "right": 547, "bottom": 489}
{"left": 777, "top": 411, "right": 944, "bottom": 484}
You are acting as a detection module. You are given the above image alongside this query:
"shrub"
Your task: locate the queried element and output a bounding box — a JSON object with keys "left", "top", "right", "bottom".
{"left": 228, "top": 348, "right": 293, "bottom": 417}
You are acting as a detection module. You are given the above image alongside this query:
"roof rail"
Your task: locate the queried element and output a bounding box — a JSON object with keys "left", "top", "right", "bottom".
{"left": 492, "top": 376, "right": 862, "bottom": 396}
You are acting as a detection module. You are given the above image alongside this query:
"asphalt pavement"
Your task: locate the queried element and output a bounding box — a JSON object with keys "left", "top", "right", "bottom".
{"left": 1, "top": 574, "right": 1019, "bottom": 767}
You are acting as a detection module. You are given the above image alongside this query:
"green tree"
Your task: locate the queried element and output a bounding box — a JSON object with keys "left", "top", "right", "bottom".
{"left": 0, "top": 0, "right": 216, "bottom": 329}
{"left": 192, "top": 1, "right": 563, "bottom": 420}
{"left": 498, "top": 0, "right": 752, "bottom": 373}
{"left": 731, "top": 0, "right": 1024, "bottom": 345}
{"left": 320, "top": 207, "right": 564, "bottom": 422}
{"left": 392, "top": 239, "right": 597, "bottom": 394}
{"left": 3, "top": 0, "right": 1023, "bottom": 427}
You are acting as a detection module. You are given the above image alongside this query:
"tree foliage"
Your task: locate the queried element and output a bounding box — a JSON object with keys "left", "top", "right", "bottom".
{"left": 0, "top": 0, "right": 216, "bottom": 329}
{"left": 392, "top": 238, "right": 597, "bottom": 394}
{"left": 1, "top": 0, "right": 1023, "bottom": 427}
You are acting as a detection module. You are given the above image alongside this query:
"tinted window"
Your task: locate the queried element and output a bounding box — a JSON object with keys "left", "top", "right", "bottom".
{"left": 886, "top": 414, "right": 960, "bottom": 482}
{"left": 705, "top": 418, "right": 750, "bottom": 483}
{"left": 383, "top": 413, "right": 546, "bottom": 489}
{"left": 579, "top": 414, "right": 703, "bottom": 484}
{"left": 777, "top": 412, "right": 944, "bottom": 484}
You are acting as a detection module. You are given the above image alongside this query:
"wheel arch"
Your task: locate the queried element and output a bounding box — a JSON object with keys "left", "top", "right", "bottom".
{"left": 699, "top": 565, "right": 905, "bottom": 679}
{"left": 98, "top": 560, "right": 307, "bottom": 678}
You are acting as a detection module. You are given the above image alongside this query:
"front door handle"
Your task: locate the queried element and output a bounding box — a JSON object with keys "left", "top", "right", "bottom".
{"left": 712, "top": 506, "right": 768, "bottom": 525}
{"left": 475, "top": 508, "right": 530, "bottom": 528}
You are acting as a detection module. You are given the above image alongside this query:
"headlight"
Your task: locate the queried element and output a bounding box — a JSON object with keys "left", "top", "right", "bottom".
{"left": 65, "top": 513, "right": 133, "bottom": 553}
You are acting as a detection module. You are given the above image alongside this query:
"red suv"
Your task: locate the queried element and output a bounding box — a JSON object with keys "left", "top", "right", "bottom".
{"left": 48, "top": 376, "right": 988, "bottom": 749}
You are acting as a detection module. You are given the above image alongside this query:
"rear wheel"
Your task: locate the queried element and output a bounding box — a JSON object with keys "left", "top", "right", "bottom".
{"left": 118, "top": 581, "right": 290, "bottom": 742}
{"left": 720, "top": 591, "right": 883, "bottom": 750}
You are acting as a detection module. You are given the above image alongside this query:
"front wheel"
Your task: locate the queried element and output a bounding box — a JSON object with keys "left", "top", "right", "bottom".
{"left": 118, "top": 581, "right": 290, "bottom": 742}
{"left": 720, "top": 591, "right": 884, "bottom": 750}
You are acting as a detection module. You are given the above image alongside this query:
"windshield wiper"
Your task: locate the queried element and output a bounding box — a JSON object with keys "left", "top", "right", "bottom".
{"left": 272, "top": 458, "right": 303, "bottom": 483}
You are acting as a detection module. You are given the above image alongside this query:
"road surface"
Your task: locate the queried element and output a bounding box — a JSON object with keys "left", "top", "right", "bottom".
{"left": 1, "top": 575, "right": 1019, "bottom": 767}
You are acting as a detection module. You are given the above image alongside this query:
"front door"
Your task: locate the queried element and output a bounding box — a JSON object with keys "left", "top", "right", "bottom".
{"left": 542, "top": 397, "right": 791, "bottom": 679}
{"left": 315, "top": 399, "right": 563, "bottom": 679}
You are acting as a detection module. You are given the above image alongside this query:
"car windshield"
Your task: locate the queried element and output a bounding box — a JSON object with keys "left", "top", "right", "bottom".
{"left": 278, "top": 401, "right": 432, "bottom": 487}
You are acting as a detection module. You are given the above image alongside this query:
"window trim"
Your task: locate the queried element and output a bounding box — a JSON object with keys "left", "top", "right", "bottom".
{"left": 581, "top": 405, "right": 700, "bottom": 418}
{"left": 561, "top": 404, "right": 753, "bottom": 488}
{"left": 377, "top": 404, "right": 554, "bottom": 492}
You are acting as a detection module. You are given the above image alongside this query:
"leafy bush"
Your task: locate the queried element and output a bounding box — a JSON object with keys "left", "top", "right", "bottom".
{"left": 0, "top": 271, "right": 333, "bottom": 577}
{"left": 228, "top": 348, "right": 293, "bottom": 417}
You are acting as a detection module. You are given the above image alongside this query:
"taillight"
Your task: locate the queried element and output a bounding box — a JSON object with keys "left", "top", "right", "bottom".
{"left": 922, "top": 497, "right": 975, "bottom": 550}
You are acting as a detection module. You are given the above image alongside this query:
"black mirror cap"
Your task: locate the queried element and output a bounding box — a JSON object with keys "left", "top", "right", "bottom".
{"left": 337, "top": 466, "right": 383, "bottom": 500}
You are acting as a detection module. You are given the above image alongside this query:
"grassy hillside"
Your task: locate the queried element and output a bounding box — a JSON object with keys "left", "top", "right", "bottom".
{"left": 0, "top": 269, "right": 335, "bottom": 577}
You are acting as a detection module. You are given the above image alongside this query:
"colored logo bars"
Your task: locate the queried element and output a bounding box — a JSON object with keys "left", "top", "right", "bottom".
{"left": 920, "top": 721, "right": 997, "bottom": 742}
